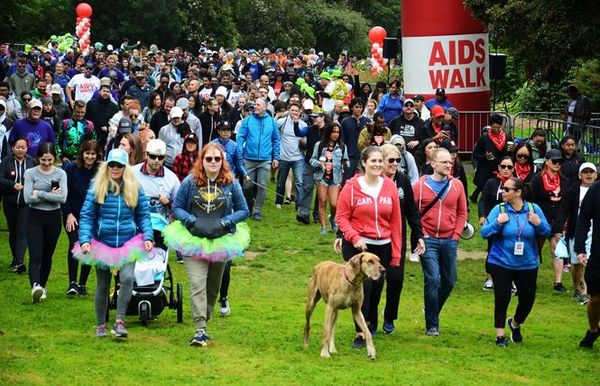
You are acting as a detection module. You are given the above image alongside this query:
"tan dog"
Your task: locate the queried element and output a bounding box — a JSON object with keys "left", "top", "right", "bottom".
{"left": 303, "top": 252, "right": 385, "bottom": 359}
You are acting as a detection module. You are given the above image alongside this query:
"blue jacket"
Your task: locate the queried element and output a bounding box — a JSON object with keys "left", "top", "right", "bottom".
{"left": 481, "top": 201, "right": 551, "bottom": 270}
{"left": 377, "top": 93, "right": 404, "bottom": 125}
{"left": 237, "top": 112, "right": 280, "bottom": 162}
{"left": 172, "top": 176, "right": 249, "bottom": 232}
{"left": 212, "top": 138, "right": 248, "bottom": 178}
{"left": 79, "top": 185, "right": 154, "bottom": 247}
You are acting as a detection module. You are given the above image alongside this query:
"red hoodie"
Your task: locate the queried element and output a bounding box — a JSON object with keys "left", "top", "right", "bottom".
{"left": 413, "top": 175, "right": 467, "bottom": 240}
{"left": 336, "top": 175, "right": 403, "bottom": 266}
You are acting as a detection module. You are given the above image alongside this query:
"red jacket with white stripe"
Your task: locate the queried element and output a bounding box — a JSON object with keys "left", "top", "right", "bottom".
{"left": 336, "top": 175, "right": 403, "bottom": 266}
{"left": 413, "top": 175, "right": 468, "bottom": 240}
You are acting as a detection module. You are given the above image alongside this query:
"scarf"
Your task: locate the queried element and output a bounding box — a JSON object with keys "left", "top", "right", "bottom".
{"left": 514, "top": 163, "right": 531, "bottom": 181}
{"left": 495, "top": 171, "right": 511, "bottom": 185}
{"left": 541, "top": 169, "right": 561, "bottom": 193}
{"left": 488, "top": 130, "right": 506, "bottom": 151}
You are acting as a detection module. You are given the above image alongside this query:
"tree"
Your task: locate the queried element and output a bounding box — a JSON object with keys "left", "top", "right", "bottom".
{"left": 185, "top": 0, "right": 240, "bottom": 48}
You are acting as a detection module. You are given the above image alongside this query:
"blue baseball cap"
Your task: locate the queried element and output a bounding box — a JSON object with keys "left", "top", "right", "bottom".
{"left": 107, "top": 149, "right": 128, "bottom": 166}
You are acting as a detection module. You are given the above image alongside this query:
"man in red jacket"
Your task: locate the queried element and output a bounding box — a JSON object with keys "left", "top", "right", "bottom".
{"left": 413, "top": 147, "right": 467, "bottom": 336}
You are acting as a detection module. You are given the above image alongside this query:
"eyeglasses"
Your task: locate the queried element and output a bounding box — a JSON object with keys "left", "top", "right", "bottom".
{"left": 516, "top": 154, "right": 529, "bottom": 160}
{"left": 147, "top": 154, "right": 165, "bottom": 161}
{"left": 107, "top": 162, "right": 125, "bottom": 169}
{"left": 550, "top": 159, "right": 563, "bottom": 165}
{"left": 387, "top": 158, "right": 402, "bottom": 164}
{"left": 204, "top": 156, "right": 222, "bottom": 163}
{"left": 499, "top": 164, "right": 514, "bottom": 170}
{"left": 502, "top": 186, "right": 518, "bottom": 193}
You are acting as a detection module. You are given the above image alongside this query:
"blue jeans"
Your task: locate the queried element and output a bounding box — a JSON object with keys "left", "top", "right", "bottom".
{"left": 421, "top": 237, "right": 458, "bottom": 330}
{"left": 275, "top": 159, "right": 304, "bottom": 206}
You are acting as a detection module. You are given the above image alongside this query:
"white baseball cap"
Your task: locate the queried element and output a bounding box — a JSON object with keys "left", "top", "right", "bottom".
{"left": 29, "top": 99, "right": 42, "bottom": 109}
{"left": 579, "top": 162, "right": 597, "bottom": 174}
{"left": 146, "top": 139, "right": 167, "bottom": 156}
{"left": 170, "top": 106, "right": 184, "bottom": 119}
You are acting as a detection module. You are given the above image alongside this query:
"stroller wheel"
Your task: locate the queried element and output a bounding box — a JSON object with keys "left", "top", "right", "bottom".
{"left": 177, "top": 282, "right": 184, "bottom": 323}
{"left": 140, "top": 302, "right": 150, "bottom": 326}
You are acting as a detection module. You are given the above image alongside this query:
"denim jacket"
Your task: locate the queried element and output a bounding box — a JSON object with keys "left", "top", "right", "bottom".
{"left": 310, "top": 141, "right": 348, "bottom": 185}
{"left": 172, "top": 175, "right": 249, "bottom": 232}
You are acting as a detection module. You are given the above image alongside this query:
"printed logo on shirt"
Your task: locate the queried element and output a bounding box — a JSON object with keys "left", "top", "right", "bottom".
{"left": 355, "top": 197, "right": 373, "bottom": 206}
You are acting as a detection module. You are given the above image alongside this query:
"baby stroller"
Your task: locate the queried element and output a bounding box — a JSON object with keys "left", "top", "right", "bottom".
{"left": 109, "top": 212, "right": 183, "bottom": 326}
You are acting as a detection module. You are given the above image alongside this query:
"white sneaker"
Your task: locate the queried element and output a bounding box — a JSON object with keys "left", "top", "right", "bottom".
{"left": 483, "top": 278, "right": 494, "bottom": 291}
{"left": 409, "top": 253, "right": 420, "bottom": 263}
{"left": 275, "top": 204, "right": 282, "bottom": 209}
{"left": 41, "top": 288, "right": 47, "bottom": 300}
{"left": 220, "top": 298, "right": 230, "bottom": 316}
{"left": 31, "top": 284, "right": 43, "bottom": 303}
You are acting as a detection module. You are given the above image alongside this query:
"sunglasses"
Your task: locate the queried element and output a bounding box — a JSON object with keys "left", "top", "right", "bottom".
{"left": 499, "top": 164, "right": 514, "bottom": 170}
{"left": 516, "top": 154, "right": 529, "bottom": 159}
{"left": 502, "top": 186, "right": 518, "bottom": 193}
{"left": 404, "top": 103, "right": 414, "bottom": 107}
{"left": 147, "top": 154, "right": 165, "bottom": 161}
{"left": 550, "top": 159, "right": 563, "bottom": 165}
{"left": 204, "top": 156, "right": 222, "bottom": 163}
{"left": 387, "top": 158, "right": 402, "bottom": 164}
{"left": 22, "top": 98, "right": 32, "bottom": 102}
{"left": 107, "top": 162, "right": 125, "bottom": 169}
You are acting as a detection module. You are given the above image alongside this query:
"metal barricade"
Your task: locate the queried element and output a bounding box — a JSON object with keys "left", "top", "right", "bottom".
{"left": 511, "top": 112, "right": 561, "bottom": 142}
{"left": 533, "top": 118, "right": 600, "bottom": 164}
{"left": 456, "top": 111, "right": 511, "bottom": 155}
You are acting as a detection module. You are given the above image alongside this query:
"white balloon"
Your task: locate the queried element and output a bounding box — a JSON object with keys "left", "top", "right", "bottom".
{"left": 372, "top": 43, "right": 380, "bottom": 49}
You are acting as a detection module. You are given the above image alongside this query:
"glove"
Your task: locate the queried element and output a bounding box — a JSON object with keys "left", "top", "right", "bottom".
{"left": 189, "top": 218, "right": 229, "bottom": 239}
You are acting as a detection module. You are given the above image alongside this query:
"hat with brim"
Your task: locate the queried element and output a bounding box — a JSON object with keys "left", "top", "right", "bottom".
{"left": 319, "top": 72, "right": 331, "bottom": 81}
{"left": 107, "top": 148, "right": 128, "bottom": 166}
{"left": 545, "top": 149, "right": 563, "bottom": 161}
{"left": 146, "top": 139, "right": 167, "bottom": 156}
{"left": 579, "top": 162, "right": 597, "bottom": 174}
{"left": 28, "top": 99, "right": 42, "bottom": 109}
{"left": 117, "top": 118, "right": 133, "bottom": 133}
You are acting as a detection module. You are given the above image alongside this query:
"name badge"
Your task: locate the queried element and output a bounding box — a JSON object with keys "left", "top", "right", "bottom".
{"left": 514, "top": 241, "right": 524, "bottom": 256}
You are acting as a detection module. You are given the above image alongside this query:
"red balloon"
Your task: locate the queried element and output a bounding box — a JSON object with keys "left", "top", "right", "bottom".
{"left": 76, "top": 3, "right": 93, "bottom": 18}
{"left": 370, "top": 47, "right": 378, "bottom": 55}
{"left": 368, "top": 26, "right": 387, "bottom": 44}
{"left": 373, "top": 51, "right": 381, "bottom": 60}
{"left": 76, "top": 17, "right": 82, "bottom": 23}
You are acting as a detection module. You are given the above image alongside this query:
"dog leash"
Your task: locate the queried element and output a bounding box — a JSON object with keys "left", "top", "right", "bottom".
{"left": 246, "top": 179, "right": 287, "bottom": 199}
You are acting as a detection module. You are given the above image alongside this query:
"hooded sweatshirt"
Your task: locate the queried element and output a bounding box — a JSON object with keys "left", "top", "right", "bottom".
{"left": 413, "top": 175, "right": 467, "bottom": 240}
{"left": 336, "top": 175, "right": 403, "bottom": 266}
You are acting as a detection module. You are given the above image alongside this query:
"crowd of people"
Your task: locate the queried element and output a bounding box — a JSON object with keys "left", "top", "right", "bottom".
{"left": 0, "top": 42, "right": 598, "bottom": 350}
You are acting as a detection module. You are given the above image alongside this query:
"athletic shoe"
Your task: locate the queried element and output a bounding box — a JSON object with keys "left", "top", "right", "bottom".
{"left": 40, "top": 288, "right": 47, "bottom": 300}
{"left": 426, "top": 327, "right": 439, "bottom": 337}
{"left": 579, "top": 328, "right": 600, "bottom": 348}
{"left": 563, "top": 263, "right": 571, "bottom": 273}
{"left": 496, "top": 335, "right": 508, "bottom": 347}
{"left": 111, "top": 320, "right": 128, "bottom": 338}
{"left": 296, "top": 213, "right": 310, "bottom": 225}
{"left": 219, "top": 298, "right": 230, "bottom": 316}
{"left": 78, "top": 284, "right": 88, "bottom": 296}
{"left": 352, "top": 335, "right": 366, "bottom": 349}
{"left": 31, "top": 284, "right": 43, "bottom": 303}
{"left": 511, "top": 282, "right": 518, "bottom": 296}
{"left": 483, "top": 278, "right": 494, "bottom": 291}
{"left": 13, "top": 263, "right": 26, "bottom": 274}
{"left": 553, "top": 282, "right": 568, "bottom": 293}
{"left": 283, "top": 197, "right": 291, "bottom": 205}
{"left": 275, "top": 204, "right": 282, "bottom": 209}
{"left": 252, "top": 212, "right": 262, "bottom": 221}
{"left": 96, "top": 324, "right": 107, "bottom": 338}
{"left": 383, "top": 321, "right": 395, "bottom": 335}
{"left": 578, "top": 293, "right": 590, "bottom": 306}
{"left": 409, "top": 253, "right": 420, "bottom": 263}
{"left": 67, "top": 281, "right": 79, "bottom": 296}
{"left": 329, "top": 215, "right": 338, "bottom": 233}
{"left": 189, "top": 329, "right": 209, "bottom": 347}
{"left": 573, "top": 289, "right": 582, "bottom": 301}
{"left": 507, "top": 317, "right": 522, "bottom": 343}
{"left": 320, "top": 227, "right": 328, "bottom": 235}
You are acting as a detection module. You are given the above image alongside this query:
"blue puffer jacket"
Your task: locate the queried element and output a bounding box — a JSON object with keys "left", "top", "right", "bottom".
{"left": 237, "top": 112, "right": 280, "bottom": 162}
{"left": 79, "top": 185, "right": 154, "bottom": 247}
{"left": 173, "top": 176, "right": 249, "bottom": 231}
{"left": 212, "top": 138, "right": 248, "bottom": 178}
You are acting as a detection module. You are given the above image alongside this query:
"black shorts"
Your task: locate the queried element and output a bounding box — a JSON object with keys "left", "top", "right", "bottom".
{"left": 585, "top": 259, "right": 600, "bottom": 296}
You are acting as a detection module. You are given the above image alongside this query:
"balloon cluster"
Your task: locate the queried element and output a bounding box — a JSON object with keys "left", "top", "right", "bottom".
{"left": 368, "top": 26, "right": 388, "bottom": 75}
{"left": 48, "top": 34, "right": 78, "bottom": 54}
{"left": 75, "top": 3, "right": 93, "bottom": 55}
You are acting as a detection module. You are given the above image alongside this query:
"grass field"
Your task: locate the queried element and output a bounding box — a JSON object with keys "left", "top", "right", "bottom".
{"left": 1, "top": 176, "right": 599, "bottom": 385}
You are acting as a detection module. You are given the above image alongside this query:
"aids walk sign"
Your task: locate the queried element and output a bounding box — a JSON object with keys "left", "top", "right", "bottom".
{"left": 402, "top": 33, "right": 490, "bottom": 95}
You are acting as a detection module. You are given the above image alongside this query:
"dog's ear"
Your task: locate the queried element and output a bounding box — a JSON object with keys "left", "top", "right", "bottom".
{"left": 349, "top": 253, "right": 362, "bottom": 274}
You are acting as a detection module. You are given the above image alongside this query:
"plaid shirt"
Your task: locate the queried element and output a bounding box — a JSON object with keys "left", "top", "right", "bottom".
{"left": 172, "top": 152, "right": 196, "bottom": 182}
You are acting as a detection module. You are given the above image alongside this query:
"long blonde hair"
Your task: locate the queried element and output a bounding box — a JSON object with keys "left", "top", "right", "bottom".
{"left": 93, "top": 162, "right": 139, "bottom": 207}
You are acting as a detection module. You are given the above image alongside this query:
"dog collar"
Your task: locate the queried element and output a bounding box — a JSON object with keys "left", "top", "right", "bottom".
{"left": 341, "top": 265, "right": 356, "bottom": 286}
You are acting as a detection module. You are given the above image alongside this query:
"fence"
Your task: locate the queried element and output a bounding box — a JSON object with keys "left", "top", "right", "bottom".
{"left": 456, "top": 111, "right": 511, "bottom": 153}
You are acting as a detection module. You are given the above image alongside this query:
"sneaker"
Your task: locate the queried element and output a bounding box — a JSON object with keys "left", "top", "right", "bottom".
{"left": 275, "top": 204, "right": 282, "bottom": 209}
{"left": 483, "top": 278, "right": 494, "bottom": 291}
{"left": 563, "top": 263, "right": 571, "bottom": 273}
{"left": 352, "top": 335, "right": 366, "bottom": 349}
{"left": 296, "top": 213, "right": 310, "bottom": 225}
{"left": 573, "top": 289, "right": 582, "bottom": 301}
{"left": 252, "top": 212, "right": 262, "bottom": 221}
{"left": 111, "top": 320, "right": 128, "bottom": 338}
{"left": 496, "top": 335, "right": 508, "bottom": 347}
{"left": 553, "top": 282, "right": 568, "bottom": 293}
{"left": 409, "top": 253, "right": 420, "bottom": 263}
{"left": 96, "top": 324, "right": 107, "bottom": 338}
{"left": 40, "top": 288, "right": 47, "bottom": 300}
{"left": 320, "top": 227, "right": 328, "bottom": 235}
{"left": 31, "top": 284, "right": 43, "bottom": 303}
{"left": 426, "top": 327, "right": 439, "bottom": 337}
{"left": 328, "top": 215, "right": 338, "bottom": 233}
{"left": 78, "top": 284, "right": 88, "bottom": 296}
{"left": 283, "top": 197, "right": 291, "bottom": 205}
{"left": 511, "top": 282, "right": 517, "bottom": 296}
{"left": 189, "top": 329, "right": 209, "bottom": 347}
{"left": 578, "top": 293, "right": 590, "bottom": 306}
{"left": 67, "top": 281, "right": 80, "bottom": 296}
{"left": 219, "top": 298, "right": 230, "bottom": 316}
{"left": 13, "top": 263, "right": 26, "bottom": 274}
{"left": 507, "top": 317, "right": 522, "bottom": 343}
{"left": 383, "top": 320, "right": 395, "bottom": 335}
{"left": 579, "top": 328, "right": 600, "bottom": 348}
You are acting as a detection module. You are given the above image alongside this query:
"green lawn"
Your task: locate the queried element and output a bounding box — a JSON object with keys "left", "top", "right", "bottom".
{"left": 1, "top": 176, "right": 599, "bottom": 385}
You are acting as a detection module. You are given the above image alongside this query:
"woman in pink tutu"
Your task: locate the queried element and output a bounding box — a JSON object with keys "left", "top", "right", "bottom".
{"left": 163, "top": 142, "right": 250, "bottom": 347}
{"left": 74, "top": 148, "right": 154, "bottom": 339}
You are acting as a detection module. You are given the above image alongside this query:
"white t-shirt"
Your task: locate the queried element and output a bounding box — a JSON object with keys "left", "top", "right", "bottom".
{"left": 67, "top": 74, "right": 100, "bottom": 103}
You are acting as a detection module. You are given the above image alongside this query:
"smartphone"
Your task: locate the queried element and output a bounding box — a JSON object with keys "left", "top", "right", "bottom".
{"left": 50, "top": 180, "right": 60, "bottom": 190}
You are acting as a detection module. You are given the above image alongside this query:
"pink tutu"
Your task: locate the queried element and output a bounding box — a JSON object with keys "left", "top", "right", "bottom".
{"left": 72, "top": 234, "right": 148, "bottom": 269}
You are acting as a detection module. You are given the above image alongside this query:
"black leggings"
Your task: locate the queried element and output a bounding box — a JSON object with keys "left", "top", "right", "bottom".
{"left": 66, "top": 223, "right": 91, "bottom": 285}
{"left": 27, "top": 208, "right": 62, "bottom": 287}
{"left": 488, "top": 263, "right": 537, "bottom": 328}
{"left": 342, "top": 239, "right": 393, "bottom": 332}
{"left": 220, "top": 260, "right": 232, "bottom": 300}
{"left": 3, "top": 202, "right": 28, "bottom": 264}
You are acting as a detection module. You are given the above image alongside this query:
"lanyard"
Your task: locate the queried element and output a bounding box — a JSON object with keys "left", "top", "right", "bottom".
{"left": 510, "top": 211, "right": 527, "bottom": 240}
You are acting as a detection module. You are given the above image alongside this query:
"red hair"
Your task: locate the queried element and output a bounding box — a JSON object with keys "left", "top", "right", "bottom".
{"left": 192, "top": 142, "right": 234, "bottom": 186}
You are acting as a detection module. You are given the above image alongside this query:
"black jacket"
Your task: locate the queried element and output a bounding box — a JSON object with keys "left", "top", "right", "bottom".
{"left": 392, "top": 170, "right": 423, "bottom": 259}
{"left": 0, "top": 154, "right": 36, "bottom": 206}
{"left": 86, "top": 97, "right": 119, "bottom": 146}
{"left": 553, "top": 184, "right": 588, "bottom": 238}
{"left": 530, "top": 172, "right": 570, "bottom": 225}
{"left": 574, "top": 181, "right": 600, "bottom": 274}
{"left": 472, "top": 133, "right": 512, "bottom": 188}
{"left": 478, "top": 177, "right": 503, "bottom": 218}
